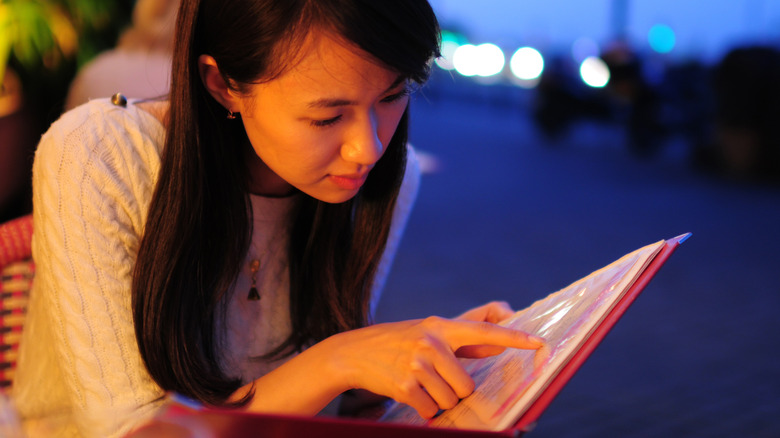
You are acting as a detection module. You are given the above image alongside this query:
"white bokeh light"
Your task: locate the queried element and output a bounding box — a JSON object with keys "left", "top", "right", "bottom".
{"left": 453, "top": 44, "right": 480, "bottom": 76}
{"left": 580, "top": 56, "right": 610, "bottom": 88}
{"left": 453, "top": 43, "right": 505, "bottom": 77}
{"left": 475, "top": 43, "right": 505, "bottom": 77}
{"left": 510, "top": 47, "right": 544, "bottom": 80}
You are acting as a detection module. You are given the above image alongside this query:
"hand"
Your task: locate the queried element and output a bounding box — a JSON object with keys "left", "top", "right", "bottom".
{"left": 320, "top": 314, "right": 544, "bottom": 419}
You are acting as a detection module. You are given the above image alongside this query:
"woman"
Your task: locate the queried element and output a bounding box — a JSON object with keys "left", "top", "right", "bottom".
{"left": 12, "top": 1, "right": 544, "bottom": 436}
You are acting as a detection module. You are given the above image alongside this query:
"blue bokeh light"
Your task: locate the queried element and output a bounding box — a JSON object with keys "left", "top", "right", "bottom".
{"left": 648, "top": 24, "right": 676, "bottom": 54}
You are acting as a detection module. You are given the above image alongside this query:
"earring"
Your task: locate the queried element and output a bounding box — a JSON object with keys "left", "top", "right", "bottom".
{"left": 227, "top": 109, "right": 237, "bottom": 120}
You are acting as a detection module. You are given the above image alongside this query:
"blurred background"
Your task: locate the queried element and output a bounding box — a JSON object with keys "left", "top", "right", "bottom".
{"left": 378, "top": 1, "right": 780, "bottom": 437}
{"left": 1, "top": 0, "right": 779, "bottom": 436}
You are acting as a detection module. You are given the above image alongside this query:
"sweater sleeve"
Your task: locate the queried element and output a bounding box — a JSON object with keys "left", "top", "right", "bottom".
{"left": 368, "top": 144, "right": 421, "bottom": 317}
{"left": 19, "top": 101, "right": 166, "bottom": 437}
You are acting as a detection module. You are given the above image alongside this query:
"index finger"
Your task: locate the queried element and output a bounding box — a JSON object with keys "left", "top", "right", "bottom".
{"left": 429, "top": 318, "right": 545, "bottom": 352}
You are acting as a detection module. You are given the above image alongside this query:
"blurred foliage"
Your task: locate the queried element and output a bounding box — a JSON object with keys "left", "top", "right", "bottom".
{"left": 1, "top": 0, "right": 134, "bottom": 127}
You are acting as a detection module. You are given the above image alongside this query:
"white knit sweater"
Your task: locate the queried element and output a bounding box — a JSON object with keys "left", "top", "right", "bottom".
{"left": 12, "top": 98, "right": 419, "bottom": 437}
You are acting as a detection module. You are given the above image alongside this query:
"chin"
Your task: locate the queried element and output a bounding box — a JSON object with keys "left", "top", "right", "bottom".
{"left": 322, "top": 192, "right": 360, "bottom": 204}
{"left": 308, "top": 189, "right": 360, "bottom": 204}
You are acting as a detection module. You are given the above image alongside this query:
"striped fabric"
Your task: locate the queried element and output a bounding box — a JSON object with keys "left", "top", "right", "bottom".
{"left": 0, "top": 215, "right": 33, "bottom": 393}
{"left": 0, "top": 261, "right": 33, "bottom": 391}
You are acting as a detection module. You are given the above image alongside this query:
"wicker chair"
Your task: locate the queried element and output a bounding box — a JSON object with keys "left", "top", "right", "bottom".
{"left": 0, "top": 215, "right": 34, "bottom": 392}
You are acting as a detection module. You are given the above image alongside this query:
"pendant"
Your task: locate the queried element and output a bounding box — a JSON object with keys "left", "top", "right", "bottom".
{"left": 248, "top": 259, "right": 261, "bottom": 301}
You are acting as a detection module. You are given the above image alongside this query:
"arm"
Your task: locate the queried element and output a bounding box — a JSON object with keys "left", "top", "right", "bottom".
{"left": 25, "top": 102, "right": 166, "bottom": 437}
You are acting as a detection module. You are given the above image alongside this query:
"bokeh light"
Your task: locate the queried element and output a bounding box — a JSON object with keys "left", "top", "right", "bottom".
{"left": 453, "top": 43, "right": 505, "bottom": 77}
{"left": 476, "top": 43, "right": 505, "bottom": 77}
{"left": 436, "top": 30, "right": 467, "bottom": 71}
{"left": 579, "top": 56, "right": 610, "bottom": 87}
{"left": 453, "top": 44, "right": 480, "bottom": 77}
{"left": 648, "top": 24, "right": 676, "bottom": 54}
{"left": 510, "top": 47, "right": 544, "bottom": 81}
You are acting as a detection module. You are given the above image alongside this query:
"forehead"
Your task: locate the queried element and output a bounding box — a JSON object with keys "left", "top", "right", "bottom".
{"left": 252, "top": 31, "right": 401, "bottom": 103}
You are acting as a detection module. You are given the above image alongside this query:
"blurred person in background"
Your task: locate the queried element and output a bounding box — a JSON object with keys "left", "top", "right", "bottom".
{"left": 64, "top": 0, "right": 179, "bottom": 110}
{"left": 709, "top": 46, "right": 780, "bottom": 180}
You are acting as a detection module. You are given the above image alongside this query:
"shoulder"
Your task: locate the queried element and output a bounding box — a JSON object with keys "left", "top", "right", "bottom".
{"left": 39, "top": 98, "right": 164, "bottom": 153}
{"left": 33, "top": 98, "right": 166, "bottom": 223}
{"left": 34, "top": 98, "right": 165, "bottom": 180}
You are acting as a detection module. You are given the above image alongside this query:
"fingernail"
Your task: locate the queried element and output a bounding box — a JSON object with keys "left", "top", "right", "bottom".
{"left": 530, "top": 335, "right": 546, "bottom": 345}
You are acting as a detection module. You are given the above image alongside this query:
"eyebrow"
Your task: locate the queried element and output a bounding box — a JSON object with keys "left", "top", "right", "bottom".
{"left": 306, "top": 75, "right": 407, "bottom": 109}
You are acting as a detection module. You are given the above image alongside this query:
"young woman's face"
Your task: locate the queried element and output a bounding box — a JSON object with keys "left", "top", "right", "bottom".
{"left": 234, "top": 32, "right": 410, "bottom": 203}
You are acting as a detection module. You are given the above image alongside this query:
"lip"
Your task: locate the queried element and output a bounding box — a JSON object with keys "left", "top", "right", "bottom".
{"left": 328, "top": 172, "right": 369, "bottom": 190}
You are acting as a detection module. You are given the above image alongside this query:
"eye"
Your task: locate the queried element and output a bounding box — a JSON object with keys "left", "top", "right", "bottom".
{"left": 381, "top": 87, "right": 411, "bottom": 104}
{"left": 310, "top": 115, "right": 343, "bottom": 128}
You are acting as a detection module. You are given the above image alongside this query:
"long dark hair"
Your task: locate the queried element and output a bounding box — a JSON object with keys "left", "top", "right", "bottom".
{"left": 132, "top": 0, "right": 440, "bottom": 405}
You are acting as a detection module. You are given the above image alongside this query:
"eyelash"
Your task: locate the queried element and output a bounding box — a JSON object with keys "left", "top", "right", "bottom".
{"left": 310, "top": 116, "right": 343, "bottom": 128}
{"left": 381, "top": 87, "right": 411, "bottom": 103}
{"left": 309, "top": 88, "right": 411, "bottom": 128}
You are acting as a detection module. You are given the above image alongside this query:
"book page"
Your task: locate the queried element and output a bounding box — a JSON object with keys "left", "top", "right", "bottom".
{"left": 380, "top": 240, "right": 665, "bottom": 431}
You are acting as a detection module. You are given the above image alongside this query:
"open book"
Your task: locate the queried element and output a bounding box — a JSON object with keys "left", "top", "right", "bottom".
{"left": 379, "top": 233, "right": 691, "bottom": 432}
{"left": 129, "top": 234, "right": 689, "bottom": 438}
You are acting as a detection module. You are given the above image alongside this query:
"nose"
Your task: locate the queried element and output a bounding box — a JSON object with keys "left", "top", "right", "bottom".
{"left": 341, "top": 110, "right": 383, "bottom": 166}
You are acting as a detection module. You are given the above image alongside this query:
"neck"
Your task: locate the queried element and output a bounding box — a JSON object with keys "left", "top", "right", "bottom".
{"left": 245, "top": 148, "right": 296, "bottom": 197}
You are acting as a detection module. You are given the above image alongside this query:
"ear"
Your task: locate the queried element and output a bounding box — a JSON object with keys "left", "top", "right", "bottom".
{"left": 198, "top": 54, "right": 240, "bottom": 112}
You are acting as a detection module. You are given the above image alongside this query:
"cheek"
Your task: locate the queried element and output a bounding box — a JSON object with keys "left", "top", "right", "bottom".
{"left": 243, "top": 116, "right": 308, "bottom": 162}
{"left": 254, "top": 127, "right": 339, "bottom": 179}
{"left": 378, "top": 106, "right": 407, "bottom": 146}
